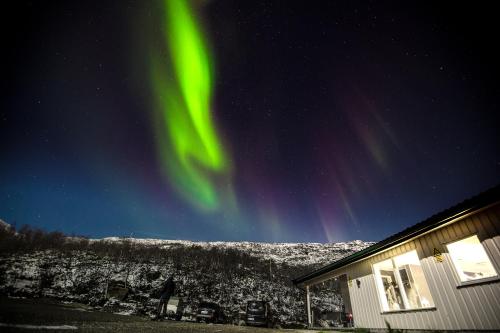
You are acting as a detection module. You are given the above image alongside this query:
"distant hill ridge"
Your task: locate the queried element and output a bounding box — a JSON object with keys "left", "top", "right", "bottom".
{"left": 99, "top": 236, "right": 374, "bottom": 267}
{"left": 0, "top": 218, "right": 374, "bottom": 267}
{"left": 0, "top": 219, "right": 13, "bottom": 232}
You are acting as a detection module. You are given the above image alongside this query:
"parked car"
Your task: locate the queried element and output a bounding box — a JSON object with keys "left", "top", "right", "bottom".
{"left": 165, "top": 296, "right": 185, "bottom": 321}
{"left": 244, "top": 300, "right": 274, "bottom": 327}
{"left": 105, "top": 280, "right": 129, "bottom": 301}
{"left": 195, "top": 302, "right": 225, "bottom": 323}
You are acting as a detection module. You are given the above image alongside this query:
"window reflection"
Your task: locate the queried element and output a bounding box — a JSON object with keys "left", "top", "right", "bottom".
{"left": 373, "top": 250, "right": 434, "bottom": 311}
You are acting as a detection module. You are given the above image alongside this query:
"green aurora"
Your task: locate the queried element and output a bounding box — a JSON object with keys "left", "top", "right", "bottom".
{"left": 150, "top": 0, "right": 234, "bottom": 212}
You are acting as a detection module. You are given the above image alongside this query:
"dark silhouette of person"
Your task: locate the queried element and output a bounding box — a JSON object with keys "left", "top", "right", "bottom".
{"left": 156, "top": 276, "right": 175, "bottom": 319}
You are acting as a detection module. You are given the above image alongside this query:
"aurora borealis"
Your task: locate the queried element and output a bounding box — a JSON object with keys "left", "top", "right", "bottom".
{"left": 2, "top": 1, "right": 500, "bottom": 242}
{"left": 150, "top": 0, "right": 233, "bottom": 212}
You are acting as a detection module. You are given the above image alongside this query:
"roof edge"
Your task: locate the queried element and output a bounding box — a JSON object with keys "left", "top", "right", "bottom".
{"left": 293, "top": 185, "right": 500, "bottom": 285}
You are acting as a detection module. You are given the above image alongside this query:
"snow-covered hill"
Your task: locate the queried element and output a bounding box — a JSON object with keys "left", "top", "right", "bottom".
{"left": 0, "top": 220, "right": 374, "bottom": 325}
{"left": 0, "top": 219, "right": 12, "bottom": 230}
{"left": 98, "top": 237, "right": 372, "bottom": 267}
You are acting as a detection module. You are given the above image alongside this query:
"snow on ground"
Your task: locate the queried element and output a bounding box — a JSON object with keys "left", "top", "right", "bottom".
{"left": 0, "top": 323, "right": 78, "bottom": 330}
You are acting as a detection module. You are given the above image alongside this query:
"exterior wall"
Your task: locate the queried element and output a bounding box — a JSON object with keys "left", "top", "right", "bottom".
{"left": 338, "top": 274, "right": 352, "bottom": 314}
{"left": 305, "top": 203, "right": 500, "bottom": 330}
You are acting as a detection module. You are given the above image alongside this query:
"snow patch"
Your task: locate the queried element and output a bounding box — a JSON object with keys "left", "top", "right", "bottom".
{"left": 0, "top": 323, "right": 77, "bottom": 330}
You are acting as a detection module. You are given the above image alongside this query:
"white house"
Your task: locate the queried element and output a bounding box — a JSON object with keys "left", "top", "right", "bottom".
{"left": 294, "top": 186, "right": 500, "bottom": 331}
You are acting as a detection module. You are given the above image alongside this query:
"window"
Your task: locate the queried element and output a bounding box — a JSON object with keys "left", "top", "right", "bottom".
{"left": 446, "top": 235, "right": 497, "bottom": 283}
{"left": 373, "top": 250, "right": 434, "bottom": 311}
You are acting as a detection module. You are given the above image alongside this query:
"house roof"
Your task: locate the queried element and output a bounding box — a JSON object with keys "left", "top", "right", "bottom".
{"left": 293, "top": 185, "right": 500, "bottom": 285}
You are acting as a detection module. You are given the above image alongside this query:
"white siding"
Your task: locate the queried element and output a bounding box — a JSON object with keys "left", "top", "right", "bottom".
{"left": 305, "top": 203, "right": 500, "bottom": 330}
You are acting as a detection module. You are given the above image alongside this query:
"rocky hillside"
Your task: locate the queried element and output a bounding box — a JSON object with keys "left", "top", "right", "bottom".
{"left": 0, "top": 221, "right": 373, "bottom": 325}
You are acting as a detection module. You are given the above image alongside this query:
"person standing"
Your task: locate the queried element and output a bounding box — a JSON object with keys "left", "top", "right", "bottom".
{"left": 156, "top": 275, "right": 175, "bottom": 319}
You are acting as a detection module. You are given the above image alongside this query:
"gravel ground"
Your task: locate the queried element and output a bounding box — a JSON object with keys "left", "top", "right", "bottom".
{"left": 0, "top": 297, "right": 331, "bottom": 333}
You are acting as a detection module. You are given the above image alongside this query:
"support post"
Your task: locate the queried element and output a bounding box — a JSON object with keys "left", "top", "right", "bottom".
{"left": 306, "top": 285, "right": 312, "bottom": 328}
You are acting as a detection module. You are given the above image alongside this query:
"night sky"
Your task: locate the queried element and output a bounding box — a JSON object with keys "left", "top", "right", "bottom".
{"left": 2, "top": 1, "right": 499, "bottom": 243}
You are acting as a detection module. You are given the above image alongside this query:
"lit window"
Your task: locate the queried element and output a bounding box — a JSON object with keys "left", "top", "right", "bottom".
{"left": 373, "top": 250, "right": 434, "bottom": 311}
{"left": 446, "top": 235, "right": 497, "bottom": 282}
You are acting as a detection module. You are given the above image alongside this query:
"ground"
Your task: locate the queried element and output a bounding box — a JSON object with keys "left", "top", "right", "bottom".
{"left": 0, "top": 298, "right": 335, "bottom": 332}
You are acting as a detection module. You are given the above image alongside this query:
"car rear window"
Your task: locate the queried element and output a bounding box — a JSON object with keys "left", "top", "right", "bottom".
{"left": 199, "top": 302, "right": 216, "bottom": 308}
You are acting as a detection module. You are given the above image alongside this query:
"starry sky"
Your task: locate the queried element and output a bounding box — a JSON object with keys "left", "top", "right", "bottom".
{"left": 1, "top": 1, "right": 499, "bottom": 243}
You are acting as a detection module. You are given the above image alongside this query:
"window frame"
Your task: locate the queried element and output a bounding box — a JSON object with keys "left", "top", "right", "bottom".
{"left": 372, "top": 249, "right": 436, "bottom": 313}
{"left": 445, "top": 234, "right": 499, "bottom": 287}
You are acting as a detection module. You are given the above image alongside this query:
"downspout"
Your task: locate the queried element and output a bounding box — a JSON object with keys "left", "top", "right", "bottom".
{"left": 306, "top": 285, "right": 312, "bottom": 328}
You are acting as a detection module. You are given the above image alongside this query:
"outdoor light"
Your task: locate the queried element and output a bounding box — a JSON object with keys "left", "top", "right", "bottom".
{"left": 356, "top": 279, "right": 361, "bottom": 288}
